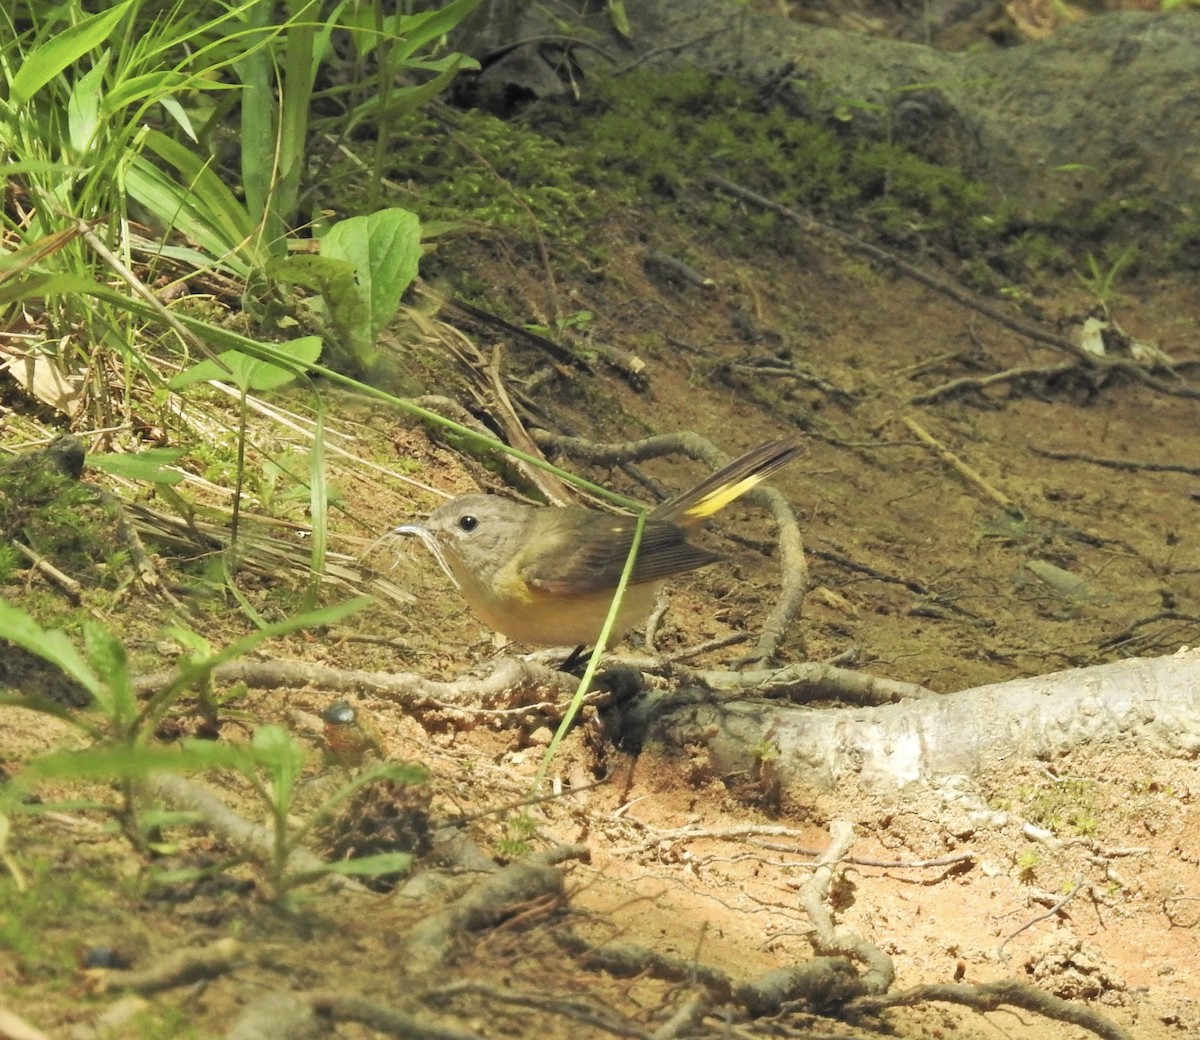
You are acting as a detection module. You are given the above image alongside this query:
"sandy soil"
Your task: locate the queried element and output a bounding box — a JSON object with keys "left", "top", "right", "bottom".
{"left": 3, "top": 7, "right": 1199, "bottom": 1040}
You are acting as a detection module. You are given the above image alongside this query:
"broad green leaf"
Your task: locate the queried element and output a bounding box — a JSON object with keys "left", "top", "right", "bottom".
{"left": 0, "top": 160, "right": 85, "bottom": 178}
{"left": 321, "top": 208, "right": 421, "bottom": 344}
{"left": 0, "top": 271, "right": 104, "bottom": 308}
{"left": 124, "top": 130, "right": 261, "bottom": 274}
{"left": 0, "top": 599, "right": 103, "bottom": 701}
{"left": 266, "top": 253, "right": 360, "bottom": 300}
{"left": 18, "top": 741, "right": 261, "bottom": 784}
{"left": 87, "top": 448, "right": 187, "bottom": 484}
{"left": 9, "top": 1, "right": 132, "bottom": 105}
{"left": 123, "top": 159, "right": 249, "bottom": 277}
{"left": 267, "top": 253, "right": 365, "bottom": 355}
{"left": 168, "top": 336, "right": 322, "bottom": 391}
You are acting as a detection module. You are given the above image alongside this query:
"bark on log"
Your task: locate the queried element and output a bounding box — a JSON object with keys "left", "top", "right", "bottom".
{"left": 639, "top": 649, "right": 1200, "bottom": 795}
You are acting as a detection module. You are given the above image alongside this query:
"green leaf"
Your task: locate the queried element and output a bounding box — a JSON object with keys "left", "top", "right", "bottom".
{"left": 315, "top": 852, "right": 413, "bottom": 878}
{"left": 0, "top": 272, "right": 104, "bottom": 309}
{"left": 18, "top": 741, "right": 261, "bottom": 785}
{"left": 168, "top": 337, "right": 323, "bottom": 391}
{"left": 392, "top": 0, "right": 482, "bottom": 63}
{"left": 124, "top": 130, "right": 261, "bottom": 274}
{"left": 83, "top": 622, "right": 136, "bottom": 727}
{"left": 157, "top": 95, "right": 197, "bottom": 143}
{"left": 250, "top": 724, "right": 305, "bottom": 813}
{"left": 9, "top": 1, "right": 132, "bottom": 105}
{"left": 67, "top": 51, "right": 111, "bottom": 158}
{"left": 345, "top": 55, "right": 470, "bottom": 125}
{"left": 87, "top": 448, "right": 187, "bottom": 484}
{"left": 306, "top": 406, "right": 328, "bottom": 605}
{"left": 321, "top": 208, "right": 421, "bottom": 344}
{"left": 0, "top": 599, "right": 103, "bottom": 702}
{"left": 267, "top": 253, "right": 367, "bottom": 356}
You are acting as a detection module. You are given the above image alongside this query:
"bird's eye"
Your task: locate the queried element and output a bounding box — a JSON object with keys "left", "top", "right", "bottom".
{"left": 458, "top": 514, "right": 478, "bottom": 532}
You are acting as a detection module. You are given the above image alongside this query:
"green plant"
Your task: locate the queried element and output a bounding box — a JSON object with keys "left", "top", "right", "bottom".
{"left": 525, "top": 308, "right": 595, "bottom": 342}
{"left": 1075, "top": 245, "right": 1137, "bottom": 313}
{"left": 266, "top": 206, "right": 423, "bottom": 378}
{"left": 222, "top": 723, "right": 426, "bottom": 904}
{"left": 752, "top": 739, "right": 780, "bottom": 763}
{"left": 1, "top": 0, "right": 480, "bottom": 379}
{"left": 1, "top": 596, "right": 430, "bottom": 904}
{"left": 496, "top": 811, "right": 540, "bottom": 859}
{"left": 1015, "top": 849, "right": 1040, "bottom": 883}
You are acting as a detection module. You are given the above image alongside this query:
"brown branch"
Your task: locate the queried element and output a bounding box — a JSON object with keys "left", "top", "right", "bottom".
{"left": 551, "top": 930, "right": 736, "bottom": 1000}
{"left": 134, "top": 656, "right": 580, "bottom": 714}
{"left": 308, "top": 993, "right": 490, "bottom": 1040}
{"left": 851, "top": 977, "right": 1134, "bottom": 1040}
{"left": 1032, "top": 446, "right": 1200, "bottom": 477}
{"left": 404, "top": 846, "right": 588, "bottom": 973}
{"left": 11, "top": 541, "right": 82, "bottom": 603}
{"left": 910, "top": 361, "right": 1081, "bottom": 404}
{"left": 901, "top": 416, "right": 1022, "bottom": 518}
{"left": 611, "top": 656, "right": 938, "bottom": 705}
{"left": 100, "top": 937, "right": 240, "bottom": 995}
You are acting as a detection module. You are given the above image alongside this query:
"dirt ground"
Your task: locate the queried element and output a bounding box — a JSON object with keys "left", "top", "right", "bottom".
{"left": 5, "top": 209, "right": 1198, "bottom": 1037}
{"left": 4, "top": 8, "right": 1200, "bottom": 1040}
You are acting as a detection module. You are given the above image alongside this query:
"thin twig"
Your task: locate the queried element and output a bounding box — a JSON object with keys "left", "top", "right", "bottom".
{"left": 901, "top": 416, "right": 1022, "bottom": 518}
{"left": 12, "top": 541, "right": 82, "bottom": 603}
{"left": 998, "top": 875, "right": 1086, "bottom": 961}
{"left": 1032, "top": 446, "right": 1200, "bottom": 477}
{"left": 706, "top": 176, "right": 1090, "bottom": 360}
{"left": 76, "top": 220, "right": 230, "bottom": 372}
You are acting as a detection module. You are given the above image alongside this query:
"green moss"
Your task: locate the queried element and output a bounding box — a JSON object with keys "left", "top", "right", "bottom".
{"left": 544, "top": 67, "right": 1003, "bottom": 261}
{"left": 0, "top": 449, "right": 125, "bottom": 592}
{"left": 0, "top": 855, "right": 127, "bottom": 975}
{"left": 128, "top": 1006, "right": 202, "bottom": 1040}
{"left": 349, "top": 107, "right": 594, "bottom": 249}
{"left": 1017, "top": 776, "right": 1101, "bottom": 838}
{"left": 1168, "top": 217, "right": 1200, "bottom": 269}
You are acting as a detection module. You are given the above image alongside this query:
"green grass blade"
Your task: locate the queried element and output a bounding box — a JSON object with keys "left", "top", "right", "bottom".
{"left": 9, "top": 1, "right": 132, "bottom": 105}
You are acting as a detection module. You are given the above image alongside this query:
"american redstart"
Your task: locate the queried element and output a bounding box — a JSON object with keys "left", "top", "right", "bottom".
{"left": 394, "top": 436, "right": 804, "bottom": 648}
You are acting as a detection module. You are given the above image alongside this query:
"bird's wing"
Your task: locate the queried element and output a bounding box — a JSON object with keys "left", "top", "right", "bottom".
{"left": 521, "top": 513, "right": 720, "bottom": 595}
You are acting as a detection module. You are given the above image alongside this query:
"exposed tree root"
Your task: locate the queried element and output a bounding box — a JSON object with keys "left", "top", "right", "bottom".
{"left": 644, "top": 649, "right": 1200, "bottom": 793}
{"left": 97, "top": 937, "right": 240, "bottom": 995}
{"left": 705, "top": 175, "right": 1199, "bottom": 404}
{"left": 308, "top": 992, "right": 489, "bottom": 1040}
{"left": 404, "top": 844, "right": 588, "bottom": 972}
{"left": 850, "top": 978, "right": 1134, "bottom": 1040}
{"left": 145, "top": 773, "right": 366, "bottom": 894}
{"left": 134, "top": 656, "right": 581, "bottom": 716}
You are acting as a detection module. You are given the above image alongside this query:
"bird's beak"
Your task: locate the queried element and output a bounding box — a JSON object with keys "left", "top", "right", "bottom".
{"left": 392, "top": 523, "right": 460, "bottom": 588}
